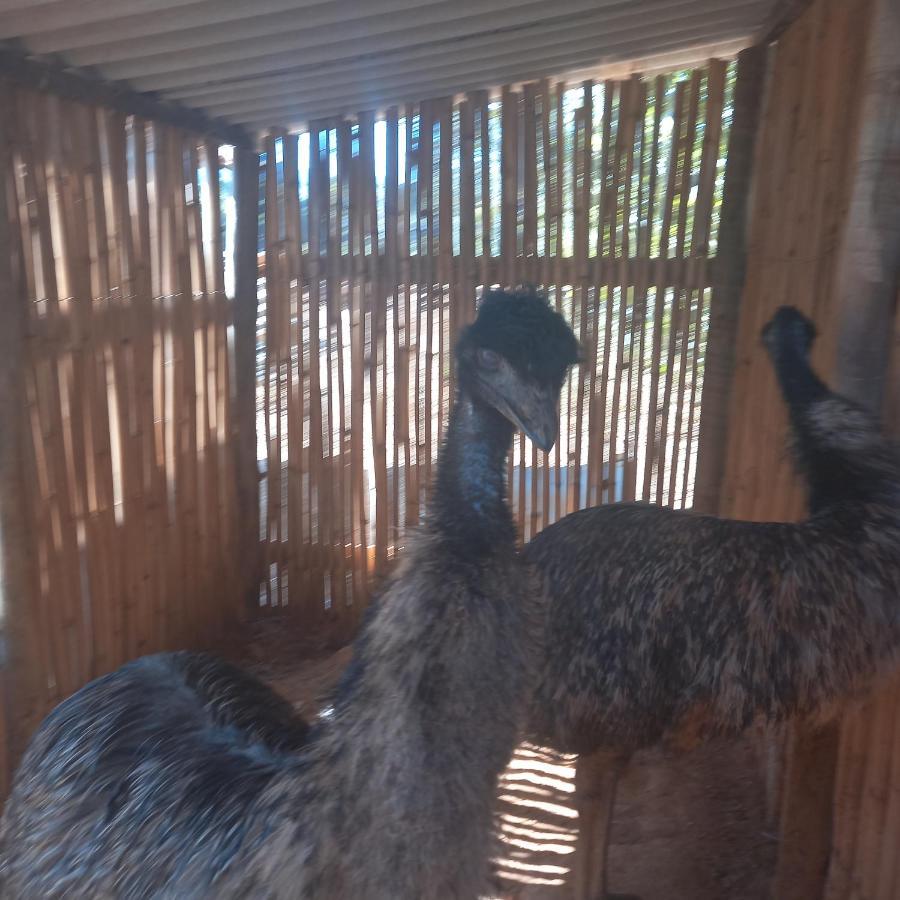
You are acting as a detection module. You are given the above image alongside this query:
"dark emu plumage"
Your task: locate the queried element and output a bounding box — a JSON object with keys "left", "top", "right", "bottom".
{"left": 522, "top": 306, "right": 900, "bottom": 900}
{"left": 0, "top": 289, "right": 579, "bottom": 900}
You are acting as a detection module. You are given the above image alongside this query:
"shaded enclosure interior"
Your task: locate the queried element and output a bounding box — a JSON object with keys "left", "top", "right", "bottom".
{"left": 1, "top": 0, "right": 899, "bottom": 896}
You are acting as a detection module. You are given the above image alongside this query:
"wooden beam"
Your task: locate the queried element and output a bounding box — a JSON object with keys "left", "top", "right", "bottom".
{"left": 232, "top": 148, "right": 262, "bottom": 614}
{"left": 757, "top": 0, "right": 818, "bottom": 44}
{"left": 773, "top": 720, "right": 843, "bottom": 900}
{"left": 692, "top": 43, "right": 769, "bottom": 514}
{"left": 831, "top": 0, "right": 900, "bottom": 413}
{"left": 0, "top": 46, "right": 251, "bottom": 147}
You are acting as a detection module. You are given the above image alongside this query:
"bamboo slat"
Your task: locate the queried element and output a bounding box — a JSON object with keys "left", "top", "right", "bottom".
{"left": 133, "top": 118, "right": 168, "bottom": 651}
{"left": 383, "top": 108, "right": 399, "bottom": 561}
{"left": 187, "top": 139, "right": 212, "bottom": 638}
{"left": 307, "top": 123, "right": 326, "bottom": 620}
{"left": 262, "top": 134, "right": 278, "bottom": 609}
{"left": 538, "top": 79, "right": 553, "bottom": 531}
{"left": 58, "top": 97, "right": 104, "bottom": 684}
{"left": 402, "top": 106, "right": 417, "bottom": 532}
{"left": 594, "top": 80, "right": 619, "bottom": 508}
{"left": 334, "top": 120, "right": 351, "bottom": 631}
{"left": 281, "top": 132, "right": 304, "bottom": 617}
{"left": 477, "top": 91, "right": 491, "bottom": 295}
{"left": 643, "top": 79, "right": 684, "bottom": 503}
{"left": 386, "top": 110, "right": 401, "bottom": 556}
{"left": 522, "top": 83, "right": 539, "bottom": 541}
{"left": 552, "top": 83, "right": 566, "bottom": 526}
{"left": 19, "top": 100, "right": 69, "bottom": 698}
{"left": 680, "top": 61, "right": 727, "bottom": 508}
{"left": 458, "top": 97, "right": 475, "bottom": 331}
{"left": 437, "top": 99, "right": 452, "bottom": 468}
{"left": 358, "top": 110, "right": 379, "bottom": 619}
{"left": 419, "top": 103, "right": 433, "bottom": 515}
{"left": 614, "top": 79, "right": 636, "bottom": 505}
{"left": 663, "top": 69, "right": 702, "bottom": 507}
{"left": 174, "top": 128, "right": 202, "bottom": 642}
{"left": 570, "top": 85, "right": 592, "bottom": 518}
{"left": 103, "top": 110, "right": 138, "bottom": 664}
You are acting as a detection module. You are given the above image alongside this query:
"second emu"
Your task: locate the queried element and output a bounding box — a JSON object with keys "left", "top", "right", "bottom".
{"left": 0, "top": 289, "right": 579, "bottom": 899}
{"left": 523, "top": 306, "right": 900, "bottom": 900}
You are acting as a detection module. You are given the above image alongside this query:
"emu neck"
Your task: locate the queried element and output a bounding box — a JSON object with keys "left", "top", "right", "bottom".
{"left": 771, "top": 348, "right": 828, "bottom": 417}
{"left": 772, "top": 347, "right": 895, "bottom": 516}
{"left": 431, "top": 394, "right": 516, "bottom": 549}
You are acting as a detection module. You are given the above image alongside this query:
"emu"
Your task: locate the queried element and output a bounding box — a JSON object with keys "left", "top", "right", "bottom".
{"left": 522, "top": 306, "right": 900, "bottom": 900}
{"left": 0, "top": 289, "right": 579, "bottom": 900}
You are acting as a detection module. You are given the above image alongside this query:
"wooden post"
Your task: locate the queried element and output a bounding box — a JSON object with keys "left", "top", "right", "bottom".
{"left": 773, "top": 720, "right": 842, "bottom": 900}
{"left": 0, "top": 84, "right": 30, "bottom": 794}
{"left": 233, "top": 148, "right": 261, "bottom": 616}
{"left": 692, "top": 44, "right": 769, "bottom": 515}
{"left": 831, "top": 0, "right": 900, "bottom": 414}
{"left": 776, "top": 1, "right": 900, "bottom": 897}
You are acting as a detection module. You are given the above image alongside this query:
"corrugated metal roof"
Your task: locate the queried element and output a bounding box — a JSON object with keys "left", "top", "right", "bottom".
{"left": 0, "top": 0, "right": 779, "bottom": 135}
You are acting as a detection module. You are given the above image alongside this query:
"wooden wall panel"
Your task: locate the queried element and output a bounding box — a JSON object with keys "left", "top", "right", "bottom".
{"left": 715, "top": 0, "right": 900, "bottom": 897}
{"left": 718, "top": 0, "right": 873, "bottom": 525}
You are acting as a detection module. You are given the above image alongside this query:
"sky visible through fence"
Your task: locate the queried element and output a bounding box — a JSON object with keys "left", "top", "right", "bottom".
{"left": 256, "top": 63, "right": 735, "bottom": 623}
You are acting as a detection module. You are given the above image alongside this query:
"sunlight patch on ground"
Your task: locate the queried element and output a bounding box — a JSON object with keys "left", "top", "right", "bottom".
{"left": 492, "top": 743, "right": 580, "bottom": 895}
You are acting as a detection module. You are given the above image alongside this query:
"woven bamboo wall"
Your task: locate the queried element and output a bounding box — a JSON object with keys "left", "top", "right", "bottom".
{"left": 1, "top": 82, "right": 241, "bottom": 779}
{"left": 258, "top": 62, "right": 736, "bottom": 635}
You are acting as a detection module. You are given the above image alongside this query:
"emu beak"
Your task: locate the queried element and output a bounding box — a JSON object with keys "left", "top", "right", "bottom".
{"left": 503, "top": 383, "right": 559, "bottom": 452}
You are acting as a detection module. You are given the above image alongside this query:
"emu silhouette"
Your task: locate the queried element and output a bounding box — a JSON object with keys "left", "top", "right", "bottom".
{"left": 522, "top": 306, "right": 900, "bottom": 900}
{"left": 0, "top": 289, "right": 579, "bottom": 900}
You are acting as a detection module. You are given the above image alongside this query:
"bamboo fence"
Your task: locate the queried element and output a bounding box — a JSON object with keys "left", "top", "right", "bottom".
{"left": 1, "top": 82, "right": 241, "bottom": 775}
{"left": 258, "top": 62, "right": 735, "bottom": 637}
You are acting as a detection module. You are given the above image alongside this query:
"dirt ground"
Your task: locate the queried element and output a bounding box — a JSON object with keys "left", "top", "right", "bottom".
{"left": 234, "top": 620, "right": 777, "bottom": 900}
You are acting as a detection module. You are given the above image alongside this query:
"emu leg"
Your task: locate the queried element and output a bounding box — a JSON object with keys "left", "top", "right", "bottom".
{"left": 571, "top": 750, "right": 637, "bottom": 900}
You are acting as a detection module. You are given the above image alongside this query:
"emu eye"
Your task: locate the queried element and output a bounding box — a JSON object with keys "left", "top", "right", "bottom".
{"left": 477, "top": 348, "right": 501, "bottom": 371}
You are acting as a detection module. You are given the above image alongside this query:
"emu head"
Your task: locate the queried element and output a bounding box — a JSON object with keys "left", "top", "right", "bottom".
{"left": 761, "top": 305, "right": 817, "bottom": 361}
{"left": 454, "top": 288, "right": 579, "bottom": 451}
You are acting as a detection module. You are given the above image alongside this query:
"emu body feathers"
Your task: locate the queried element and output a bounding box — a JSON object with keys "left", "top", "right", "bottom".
{"left": 0, "top": 290, "right": 578, "bottom": 900}
{"left": 522, "top": 305, "right": 900, "bottom": 900}
{"left": 527, "top": 307, "right": 900, "bottom": 756}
